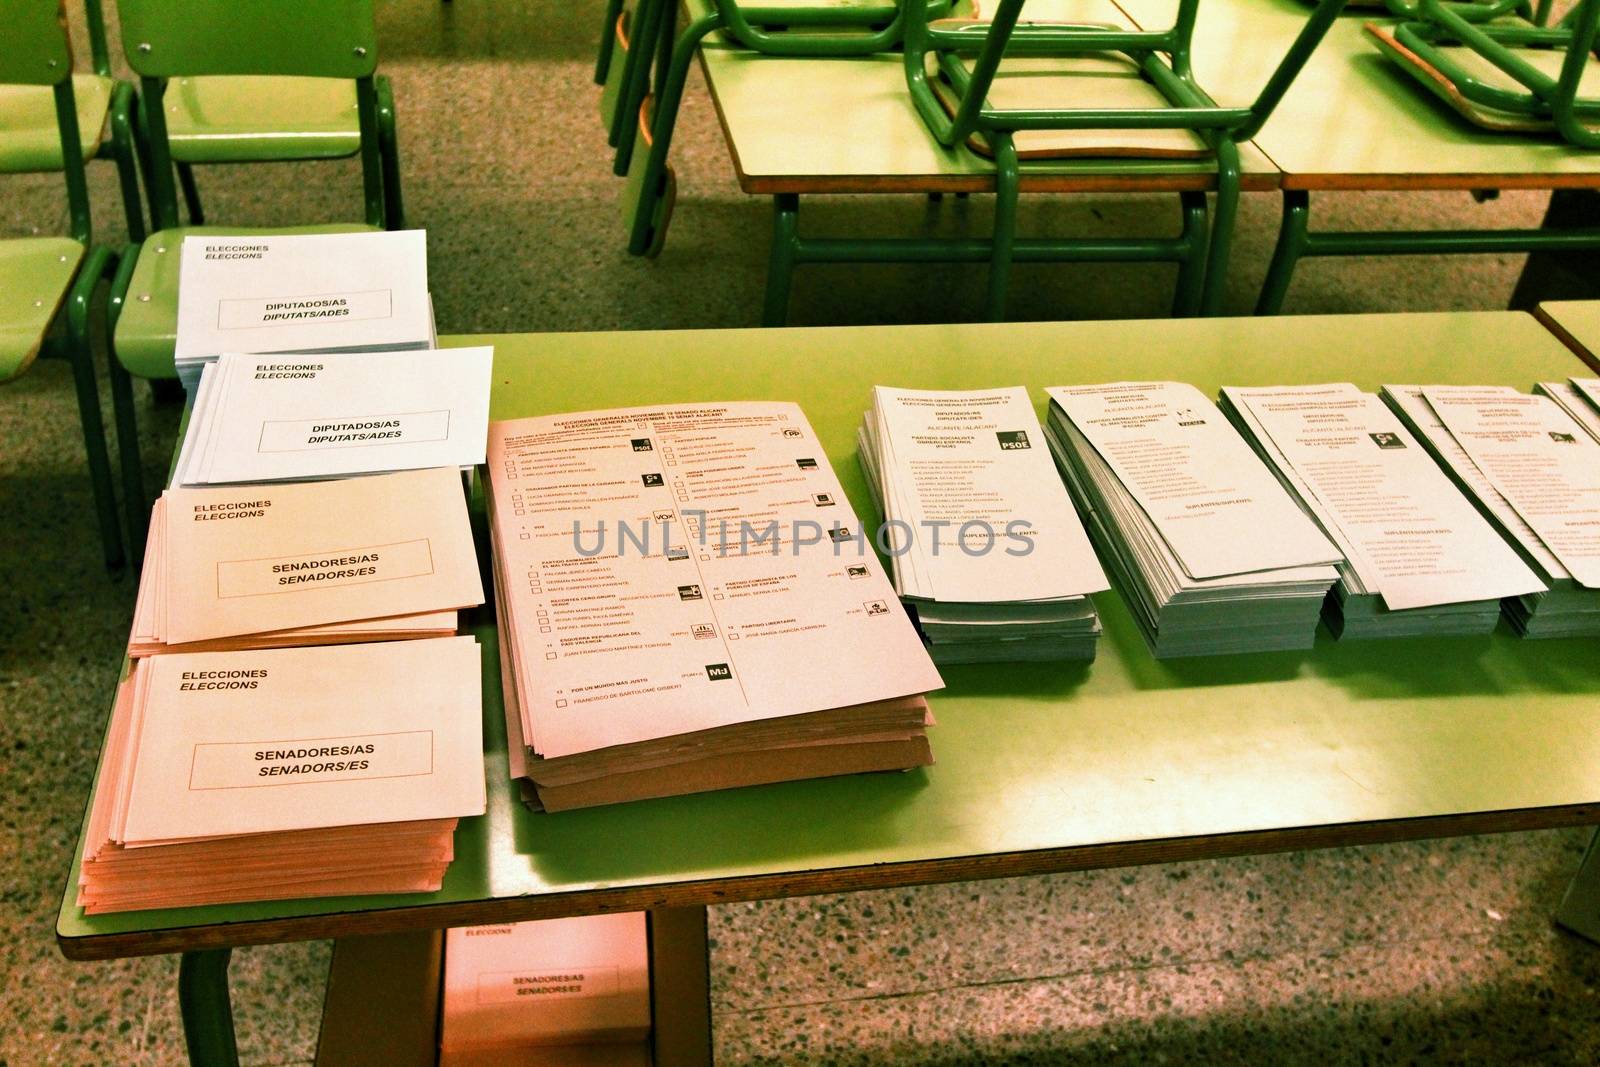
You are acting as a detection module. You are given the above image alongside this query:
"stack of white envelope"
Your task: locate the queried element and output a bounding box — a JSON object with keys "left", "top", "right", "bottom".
{"left": 1043, "top": 382, "right": 1342, "bottom": 657}
{"left": 172, "top": 230, "right": 435, "bottom": 393}
{"left": 439, "top": 915, "right": 651, "bottom": 1067}
{"left": 1385, "top": 384, "right": 1600, "bottom": 639}
{"left": 172, "top": 347, "right": 493, "bottom": 487}
{"left": 127, "top": 468, "right": 481, "bottom": 656}
{"left": 486, "top": 401, "right": 942, "bottom": 812}
{"left": 1219, "top": 383, "right": 1544, "bottom": 639}
{"left": 1535, "top": 377, "right": 1600, "bottom": 445}
{"left": 857, "top": 386, "right": 1108, "bottom": 663}
{"left": 77, "top": 638, "right": 486, "bottom": 914}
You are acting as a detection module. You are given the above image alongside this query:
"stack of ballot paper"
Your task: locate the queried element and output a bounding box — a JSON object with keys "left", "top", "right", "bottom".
{"left": 857, "top": 386, "right": 1108, "bottom": 663}
{"left": 1220, "top": 384, "right": 1545, "bottom": 639}
{"left": 172, "top": 347, "right": 493, "bottom": 486}
{"left": 486, "top": 402, "right": 943, "bottom": 812}
{"left": 77, "top": 638, "right": 485, "bottom": 913}
{"left": 439, "top": 915, "right": 650, "bottom": 1067}
{"left": 127, "top": 468, "right": 481, "bottom": 656}
{"left": 173, "top": 230, "right": 435, "bottom": 393}
{"left": 1535, "top": 377, "right": 1600, "bottom": 445}
{"left": 1043, "top": 383, "right": 1342, "bottom": 657}
{"left": 1385, "top": 385, "right": 1600, "bottom": 638}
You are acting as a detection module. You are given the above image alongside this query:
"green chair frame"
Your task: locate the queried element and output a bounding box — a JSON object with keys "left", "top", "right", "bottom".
{"left": 1381, "top": 0, "right": 1544, "bottom": 26}
{"left": 104, "top": 0, "right": 398, "bottom": 561}
{"left": 2, "top": 0, "right": 129, "bottom": 568}
{"left": 899, "top": 0, "right": 1350, "bottom": 318}
{"left": 1392, "top": 0, "right": 1600, "bottom": 146}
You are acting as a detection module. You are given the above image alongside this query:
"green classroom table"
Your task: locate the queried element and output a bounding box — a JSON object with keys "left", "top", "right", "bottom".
{"left": 57, "top": 312, "right": 1600, "bottom": 1066}
{"left": 1111, "top": 0, "right": 1600, "bottom": 312}
{"left": 1536, "top": 300, "right": 1600, "bottom": 370}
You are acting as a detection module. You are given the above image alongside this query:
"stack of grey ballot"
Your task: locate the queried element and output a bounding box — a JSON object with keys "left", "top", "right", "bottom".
{"left": 858, "top": 386, "right": 1109, "bottom": 664}
{"left": 1383, "top": 384, "right": 1600, "bottom": 638}
{"left": 1043, "top": 382, "right": 1343, "bottom": 657}
{"left": 1218, "top": 383, "right": 1545, "bottom": 639}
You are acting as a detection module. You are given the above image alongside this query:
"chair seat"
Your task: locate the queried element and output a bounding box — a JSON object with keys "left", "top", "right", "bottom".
{"left": 164, "top": 76, "right": 361, "bottom": 164}
{"left": 0, "top": 238, "right": 85, "bottom": 382}
{"left": 115, "top": 224, "right": 379, "bottom": 379}
{"left": 936, "top": 49, "right": 1213, "bottom": 160}
{"left": 0, "top": 75, "right": 112, "bottom": 174}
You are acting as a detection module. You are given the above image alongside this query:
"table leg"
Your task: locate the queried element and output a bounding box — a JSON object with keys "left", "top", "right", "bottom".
{"left": 764, "top": 194, "right": 800, "bottom": 328}
{"left": 1556, "top": 828, "right": 1600, "bottom": 946}
{"left": 179, "top": 948, "right": 240, "bottom": 1067}
{"left": 650, "top": 905, "right": 714, "bottom": 1067}
{"left": 1255, "top": 189, "right": 1310, "bottom": 316}
{"left": 1510, "top": 190, "right": 1600, "bottom": 309}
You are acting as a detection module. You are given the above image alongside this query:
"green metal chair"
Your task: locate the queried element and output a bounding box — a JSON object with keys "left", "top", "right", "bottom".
{"left": 900, "top": 0, "right": 1350, "bottom": 318}
{"left": 104, "top": 0, "right": 396, "bottom": 560}
{"left": 1385, "top": 0, "right": 1600, "bottom": 145}
{"left": 2, "top": 0, "right": 129, "bottom": 569}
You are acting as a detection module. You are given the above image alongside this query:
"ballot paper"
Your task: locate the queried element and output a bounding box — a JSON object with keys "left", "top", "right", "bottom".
{"left": 440, "top": 916, "right": 650, "bottom": 1058}
{"left": 1535, "top": 379, "right": 1600, "bottom": 445}
{"left": 1221, "top": 384, "right": 1543, "bottom": 614}
{"left": 864, "top": 386, "right": 1108, "bottom": 603}
{"left": 76, "top": 638, "right": 483, "bottom": 913}
{"left": 173, "top": 230, "right": 434, "bottom": 392}
{"left": 1422, "top": 386, "right": 1600, "bottom": 589}
{"left": 1047, "top": 382, "right": 1340, "bottom": 579}
{"left": 172, "top": 347, "right": 493, "bottom": 486}
{"left": 1044, "top": 383, "right": 1340, "bottom": 657}
{"left": 490, "top": 402, "right": 941, "bottom": 761}
{"left": 160, "top": 467, "right": 483, "bottom": 645}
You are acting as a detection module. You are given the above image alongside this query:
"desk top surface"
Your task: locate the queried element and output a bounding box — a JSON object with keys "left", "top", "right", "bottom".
{"left": 58, "top": 311, "right": 1600, "bottom": 961}
{"left": 1113, "top": 0, "right": 1600, "bottom": 188}
{"left": 1536, "top": 300, "right": 1600, "bottom": 369}
{"left": 695, "top": 0, "right": 1280, "bottom": 193}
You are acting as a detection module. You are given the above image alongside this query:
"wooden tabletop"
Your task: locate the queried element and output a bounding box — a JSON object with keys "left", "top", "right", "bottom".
{"left": 57, "top": 311, "right": 1600, "bottom": 961}
{"left": 1535, "top": 301, "right": 1600, "bottom": 370}
{"left": 694, "top": 0, "right": 1282, "bottom": 194}
{"left": 1114, "top": 0, "right": 1600, "bottom": 190}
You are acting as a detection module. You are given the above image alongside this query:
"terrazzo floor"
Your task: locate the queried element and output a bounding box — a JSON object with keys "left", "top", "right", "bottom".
{"left": 3, "top": 1, "right": 1598, "bottom": 1064}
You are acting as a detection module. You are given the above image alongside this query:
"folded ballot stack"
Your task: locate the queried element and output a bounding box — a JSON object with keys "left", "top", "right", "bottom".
{"left": 1385, "top": 385, "right": 1600, "bottom": 639}
{"left": 126, "top": 468, "right": 482, "bottom": 656}
{"left": 1535, "top": 377, "right": 1600, "bottom": 445}
{"left": 486, "top": 401, "right": 942, "bottom": 812}
{"left": 172, "top": 230, "right": 436, "bottom": 394}
{"left": 439, "top": 915, "right": 651, "bottom": 1067}
{"left": 77, "top": 639, "right": 485, "bottom": 914}
{"left": 172, "top": 347, "right": 492, "bottom": 487}
{"left": 1220, "top": 384, "right": 1545, "bottom": 639}
{"left": 1043, "top": 383, "right": 1342, "bottom": 657}
{"left": 857, "top": 386, "right": 1108, "bottom": 663}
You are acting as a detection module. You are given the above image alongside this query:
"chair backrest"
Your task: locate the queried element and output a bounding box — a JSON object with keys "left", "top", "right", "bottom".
{"left": 717, "top": 0, "right": 955, "bottom": 57}
{"left": 1, "top": 0, "right": 93, "bottom": 243}
{"left": 116, "top": 0, "right": 385, "bottom": 231}
{"left": 118, "top": 0, "right": 378, "bottom": 79}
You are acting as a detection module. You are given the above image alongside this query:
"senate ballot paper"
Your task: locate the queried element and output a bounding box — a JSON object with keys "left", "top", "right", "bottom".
{"left": 1221, "top": 384, "right": 1543, "bottom": 637}
{"left": 172, "top": 347, "right": 493, "bottom": 486}
{"left": 1535, "top": 379, "right": 1600, "bottom": 445}
{"left": 172, "top": 230, "right": 434, "bottom": 392}
{"left": 160, "top": 466, "right": 483, "bottom": 645}
{"left": 1422, "top": 386, "right": 1600, "bottom": 590}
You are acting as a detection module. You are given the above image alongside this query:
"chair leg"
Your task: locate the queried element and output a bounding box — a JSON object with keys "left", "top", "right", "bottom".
{"left": 1171, "top": 190, "right": 1209, "bottom": 318}
{"left": 377, "top": 76, "right": 407, "bottom": 230}
{"left": 63, "top": 247, "right": 125, "bottom": 572}
{"left": 612, "top": 0, "right": 666, "bottom": 169}
{"left": 176, "top": 164, "right": 205, "bottom": 225}
{"left": 108, "top": 83, "right": 148, "bottom": 243}
{"left": 1256, "top": 189, "right": 1311, "bottom": 315}
{"left": 626, "top": 13, "right": 717, "bottom": 257}
{"left": 1199, "top": 140, "right": 1241, "bottom": 317}
{"left": 105, "top": 247, "right": 150, "bottom": 565}
{"left": 983, "top": 135, "right": 1020, "bottom": 323}
{"left": 595, "top": 0, "right": 627, "bottom": 84}
{"left": 763, "top": 194, "right": 800, "bottom": 328}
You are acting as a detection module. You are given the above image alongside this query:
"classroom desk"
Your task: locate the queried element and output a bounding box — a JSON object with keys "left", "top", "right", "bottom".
{"left": 1535, "top": 300, "right": 1600, "bottom": 370}
{"left": 1113, "top": 0, "right": 1600, "bottom": 311}
{"left": 57, "top": 311, "right": 1600, "bottom": 1066}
